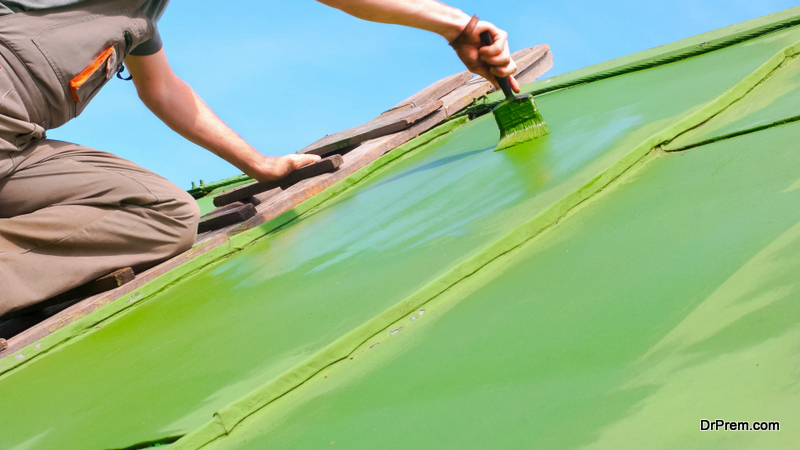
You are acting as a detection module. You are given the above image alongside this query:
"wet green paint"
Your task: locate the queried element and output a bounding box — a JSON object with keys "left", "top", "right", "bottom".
{"left": 204, "top": 121, "right": 800, "bottom": 450}
{"left": 2, "top": 21, "right": 800, "bottom": 450}
{"left": 667, "top": 53, "right": 800, "bottom": 150}
{"left": 493, "top": 95, "right": 549, "bottom": 151}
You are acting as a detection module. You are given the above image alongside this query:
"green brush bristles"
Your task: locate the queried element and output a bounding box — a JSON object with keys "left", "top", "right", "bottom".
{"left": 493, "top": 94, "right": 549, "bottom": 151}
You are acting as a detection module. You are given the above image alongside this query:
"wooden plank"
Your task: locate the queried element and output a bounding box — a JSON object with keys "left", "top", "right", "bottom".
{"left": 0, "top": 338, "right": 6, "bottom": 352}
{"left": 299, "top": 100, "right": 442, "bottom": 156}
{"left": 88, "top": 268, "right": 135, "bottom": 294}
{"left": 299, "top": 70, "right": 470, "bottom": 158}
{"left": 391, "top": 71, "right": 472, "bottom": 109}
{"left": 43, "top": 267, "right": 136, "bottom": 307}
{"left": 213, "top": 155, "right": 343, "bottom": 207}
{"left": 204, "top": 201, "right": 245, "bottom": 216}
{"left": 511, "top": 45, "right": 549, "bottom": 71}
{"left": 243, "top": 196, "right": 262, "bottom": 207}
{"left": 516, "top": 48, "right": 553, "bottom": 84}
{"left": 441, "top": 76, "right": 493, "bottom": 117}
{"left": 198, "top": 203, "right": 256, "bottom": 233}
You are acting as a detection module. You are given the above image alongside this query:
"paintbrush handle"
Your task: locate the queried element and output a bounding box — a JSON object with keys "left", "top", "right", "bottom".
{"left": 479, "top": 31, "right": 516, "bottom": 100}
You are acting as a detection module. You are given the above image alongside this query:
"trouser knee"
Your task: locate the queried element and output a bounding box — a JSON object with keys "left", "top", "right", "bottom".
{"left": 164, "top": 188, "right": 201, "bottom": 254}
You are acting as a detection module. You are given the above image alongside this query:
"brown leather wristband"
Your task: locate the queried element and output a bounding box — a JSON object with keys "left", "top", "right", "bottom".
{"left": 448, "top": 15, "right": 479, "bottom": 48}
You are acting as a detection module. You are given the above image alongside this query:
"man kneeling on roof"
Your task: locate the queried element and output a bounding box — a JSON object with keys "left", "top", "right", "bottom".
{"left": 0, "top": 0, "right": 520, "bottom": 315}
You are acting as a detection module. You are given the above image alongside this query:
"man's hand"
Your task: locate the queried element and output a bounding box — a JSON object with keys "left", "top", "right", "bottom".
{"left": 252, "top": 154, "right": 322, "bottom": 182}
{"left": 126, "top": 50, "right": 319, "bottom": 183}
{"left": 317, "top": 0, "right": 520, "bottom": 92}
{"left": 450, "top": 20, "right": 520, "bottom": 93}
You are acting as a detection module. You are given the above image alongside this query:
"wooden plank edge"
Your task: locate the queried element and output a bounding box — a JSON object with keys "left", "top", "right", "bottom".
{"left": 390, "top": 71, "right": 472, "bottom": 110}
{"left": 517, "top": 49, "right": 554, "bottom": 85}
{"left": 198, "top": 203, "right": 257, "bottom": 233}
{"left": 213, "top": 155, "right": 343, "bottom": 207}
{"left": 299, "top": 101, "right": 442, "bottom": 157}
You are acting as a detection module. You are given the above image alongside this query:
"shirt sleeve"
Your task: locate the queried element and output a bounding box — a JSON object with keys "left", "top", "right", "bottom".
{"left": 129, "top": 27, "right": 163, "bottom": 56}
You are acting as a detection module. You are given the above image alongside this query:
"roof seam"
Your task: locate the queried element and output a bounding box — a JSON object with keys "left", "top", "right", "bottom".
{"left": 666, "top": 115, "right": 800, "bottom": 152}
{"left": 664, "top": 41, "right": 800, "bottom": 151}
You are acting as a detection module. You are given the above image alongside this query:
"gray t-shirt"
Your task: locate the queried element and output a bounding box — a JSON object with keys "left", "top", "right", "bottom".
{"left": 0, "top": 0, "right": 169, "bottom": 55}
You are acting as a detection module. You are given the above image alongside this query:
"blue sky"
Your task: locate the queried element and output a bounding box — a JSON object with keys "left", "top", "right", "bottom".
{"left": 49, "top": 0, "right": 798, "bottom": 189}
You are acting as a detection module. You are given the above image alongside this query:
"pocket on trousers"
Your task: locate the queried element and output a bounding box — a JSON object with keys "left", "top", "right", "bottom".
{"left": 32, "top": 12, "right": 135, "bottom": 118}
{"left": 69, "top": 45, "right": 118, "bottom": 105}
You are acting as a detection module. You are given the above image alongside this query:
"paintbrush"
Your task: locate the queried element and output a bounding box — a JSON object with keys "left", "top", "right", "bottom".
{"left": 480, "top": 31, "right": 549, "bottom": 150}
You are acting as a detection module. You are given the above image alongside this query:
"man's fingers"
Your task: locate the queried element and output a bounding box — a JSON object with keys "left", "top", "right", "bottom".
{"left": 472, "top": 22, "right": 516, "bottom": 82}
{"left": 451, "top": 20, "right": 520, "bottom": 93}
{"left": 509, "top": 75, "right": 521, "bottom": 93}
{"left": 481, "top": 50, "right": 513, "bottom": 68}
{"left": 478, "top": 39, "right": 505, "bottom": 57}
{"left": 490, "top": 61, "right": 517, "bottom": 79}
{"left": 291, "top": 154, "right": 321, "bottom": 170}
{"left": 476, "top": 27, "right": 507, "bottom": 54}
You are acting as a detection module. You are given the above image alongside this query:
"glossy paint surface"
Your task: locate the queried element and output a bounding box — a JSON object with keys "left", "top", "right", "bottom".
{"left": 2, "top": 25, "right": 800, "bottom": 450}
{"left": 207, "top": 121, "right": 800, "bottom": 450}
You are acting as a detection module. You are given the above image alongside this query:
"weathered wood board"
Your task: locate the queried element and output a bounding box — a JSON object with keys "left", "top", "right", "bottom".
{"left": 516, "top": 45, "right": 553, "bottom": 84}
{"left": 198, "top": 203, "right": 257, "bottom": 233}
{"left": 391, "top": 71, "right": 473, "bottom": 109}
{"left": 299, "top": 101, "right": 442, "bottom": 156}
{"left": 213, "top": 155, "right": 343, "bottom": 207}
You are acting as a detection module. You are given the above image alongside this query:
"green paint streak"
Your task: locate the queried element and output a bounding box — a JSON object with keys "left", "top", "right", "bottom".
{"left": 1, "top": 18, "right": 799, "bottom": 450}
{"left": 188, "top": 174, "right": 252, "bottom": 201}
{"left": 203, "top": 120, "right": 800, "bottom": 450}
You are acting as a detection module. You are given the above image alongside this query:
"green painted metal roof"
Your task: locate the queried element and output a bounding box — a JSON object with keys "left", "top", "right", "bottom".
{"left": 2, "top": 7, "right": 800, "bottom": 449}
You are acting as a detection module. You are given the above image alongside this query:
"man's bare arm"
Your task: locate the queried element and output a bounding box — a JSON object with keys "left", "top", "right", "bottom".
{"left": 126, "top": 50, "right": 319, "bottom": 183}
{"left": 317, "top": 0, "right": 520, "bottom": 91}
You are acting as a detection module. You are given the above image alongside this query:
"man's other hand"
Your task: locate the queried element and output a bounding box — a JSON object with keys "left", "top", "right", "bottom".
{"left": 253, "top": 154, "right": 321, "bottom": 183}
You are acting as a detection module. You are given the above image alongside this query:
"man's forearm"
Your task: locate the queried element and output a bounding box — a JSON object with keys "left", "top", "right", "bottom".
{"left": 317, "top": 0, "right": 520, "bottom": 92}
{"left": 126, "top": 50, "right": 319, "bottom": 182}
{"left": 136, "top": 71, "right": 265, "bottom": 178}
{"left": 317, "top": 0, "right": 471, "bottom": 42}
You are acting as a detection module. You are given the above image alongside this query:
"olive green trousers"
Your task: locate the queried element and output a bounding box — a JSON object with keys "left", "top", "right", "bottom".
{"left": 0, "top": 140, "right": 199, "bottom": 317}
